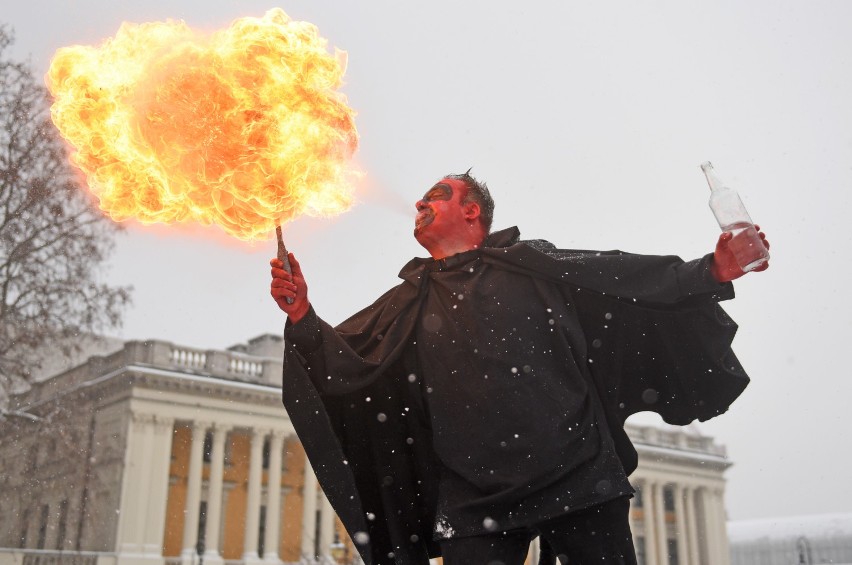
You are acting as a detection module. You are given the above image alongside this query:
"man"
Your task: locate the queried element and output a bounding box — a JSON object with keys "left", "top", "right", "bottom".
{"left": 270, "top": 172, "right": 768, "bottom": 565}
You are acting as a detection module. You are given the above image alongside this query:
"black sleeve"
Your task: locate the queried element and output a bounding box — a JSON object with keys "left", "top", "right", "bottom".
{"left": 282, "top": 303, "right": 399, "bottom": 396}
{"left": 674, "top": 253, "right": 734, "bottom": 300}
{"left": 285, "top": 306, "right": 323, "bottom": 354}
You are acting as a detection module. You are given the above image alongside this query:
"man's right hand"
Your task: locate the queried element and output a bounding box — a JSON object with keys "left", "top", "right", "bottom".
{"left": 270, "top": 253, "right": 311, "bottom": 324}
{"left": 709, "top": 225, "right": 770, "bottom": 283}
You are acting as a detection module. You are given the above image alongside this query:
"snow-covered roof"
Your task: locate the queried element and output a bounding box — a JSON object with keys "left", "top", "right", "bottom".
{"left": 728, "top": 513, "right": 852, "bottom": 542}
{"left": 33, "top": 333, "right": 125, "bottom": 381}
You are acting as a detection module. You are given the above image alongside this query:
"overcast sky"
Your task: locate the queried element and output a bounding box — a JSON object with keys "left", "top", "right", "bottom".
{"left": 5, "top": 0, "right": 851, "bottom": 523}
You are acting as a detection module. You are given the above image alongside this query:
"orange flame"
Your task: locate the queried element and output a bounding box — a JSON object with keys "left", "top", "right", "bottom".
{"left": 46, "top": 9, "right": 358, "bottom": 241}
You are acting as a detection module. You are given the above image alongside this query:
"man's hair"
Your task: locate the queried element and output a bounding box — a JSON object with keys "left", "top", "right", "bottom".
{"left": 444, "top": 169, "right": 495, "bottom": 233}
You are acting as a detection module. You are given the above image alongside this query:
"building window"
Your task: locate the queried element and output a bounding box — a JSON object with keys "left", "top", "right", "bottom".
{"left": 56, "top": 499, "right": 69, "bottom": 550}
{"left": 258, "top": 505, "right": 267, "bottom": 556}
{"left": 202, "top": 432, "right": 213, "bottom": 463}
{"left": 633, "top": 485, "right": 644, "bottom": 508}
{"left": 37, "top": 504, "right": 49, "bottom": 549}
{"left": 262, "top": 438, "right": 271, "bottom": 469}
{"left": 796, "top": 536, "right": 813, "bottom": 564}
{"left": 203, "top": 431, "right": 233, "bottom": 465}
{"left": 635, "top": 535, "right": 646, "bottom": 565}
{"left": 196, "top": 501, "right": 207, "bottom": 555}
{"left": 224, "top": 434, "right": 233, "bottom": 466}
{"left": 314, "top": 509, "right": 322, "bottom": 559}
{"left": 18, "top": 508, "right": 29, "bottom": 548}
{"left": 663, "top": 486, "right": 676, "bottom": 512}
{"left": 667, "top": 538, "right": 679, "bottom": 565}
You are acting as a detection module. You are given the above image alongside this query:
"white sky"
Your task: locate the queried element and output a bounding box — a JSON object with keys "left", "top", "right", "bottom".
{"left": 5, "top": 0, "right": 852, "bottom": 522}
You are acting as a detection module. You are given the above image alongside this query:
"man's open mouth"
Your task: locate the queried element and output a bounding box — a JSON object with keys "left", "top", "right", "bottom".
{"left": 415, "top": 211, "right": 433, "bottom": 230}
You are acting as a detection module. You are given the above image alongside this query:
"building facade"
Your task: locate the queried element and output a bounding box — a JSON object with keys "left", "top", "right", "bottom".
{"left": 1, "top": 335, "right": 732, "bottom": 565}
{"left": 728, "top": 513, "right": 852, "bottom": 564}
{"left": 626, "top": 424, "right": 732, "bottom": 565}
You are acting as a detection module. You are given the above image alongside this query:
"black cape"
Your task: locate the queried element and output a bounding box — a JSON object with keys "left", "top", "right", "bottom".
{"left": 281, "top": 227, "right": 748, "bottom": 565}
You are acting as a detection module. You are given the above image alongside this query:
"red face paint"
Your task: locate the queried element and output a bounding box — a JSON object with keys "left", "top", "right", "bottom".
{"left": 413, "top": 177, "right": 483, "bottom": 259}
{"left": 414, "top": 178, "right": 467, "bottom": 236}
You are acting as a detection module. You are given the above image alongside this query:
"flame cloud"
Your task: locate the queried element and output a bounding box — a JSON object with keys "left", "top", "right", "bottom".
{"left": 47, "top": 9, "right": 359, "bottom": 241}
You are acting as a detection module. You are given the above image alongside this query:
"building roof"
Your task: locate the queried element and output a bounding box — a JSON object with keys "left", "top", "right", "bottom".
{"left": 728, "top": 513, "right": 852, "bottom": 541}
{"left": 31, "top": 333, "right": 125, "bottom": 382}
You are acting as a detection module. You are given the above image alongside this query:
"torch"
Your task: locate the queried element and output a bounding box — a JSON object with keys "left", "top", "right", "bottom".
{"left": 275, "top": 225, "right": 293, "bottom": 304}
{"left": 46, "top": 9, "right": 359, "bottom": 288}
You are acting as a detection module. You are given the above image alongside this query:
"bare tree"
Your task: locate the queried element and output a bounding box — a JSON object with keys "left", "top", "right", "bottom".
{"left": 0, "top": 25, "right": 132, "bottom": 412}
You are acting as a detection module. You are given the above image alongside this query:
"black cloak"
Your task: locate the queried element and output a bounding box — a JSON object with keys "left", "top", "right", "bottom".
{"left": 280, "top": 227, "right": 748, "bottom": 565}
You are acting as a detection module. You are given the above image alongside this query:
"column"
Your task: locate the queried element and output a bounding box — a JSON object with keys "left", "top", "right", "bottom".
{"left": 143, "top": 417, "right": 175, "bottom": 554}
{"left": 654, "top": 482, "right": 670, "bottom": 565}
{"left": 202, "top": 424, "right": 231, "bottom": 565}
{"left": 698, "top": 487, "right": 717, "bottom": 565}
{"left": 684, "top": 487, "right": 701, "bottom": 565}
{"left": 673, "top": 485, "right": 689, "bottom": 565}
{"left": 263, "top": 430, "right": 286, "bottom": 563}
{"left": 181, "top": 422, "right": 209, "bottom": 565}
{"left": 116, "top": 413, "right": 155, "bottom": 555}
{"left": 300, "top": 459, "right": 319, "bottom": 560}
{"left": 705, "top": 488, "right": 729, "bottom": 565}
{"left": 714, "top": 489, "right": 731, "bottom": 565}
{"left": 643, "top": 481, "right": 658, "bottom": 565}
{"left": 319, "top": 490, "right": 335, "bottom": 559}
{"left": 115, "top": 413, "right": 173, "bottom": 565}
{"left": 243, "top": 428, "right": 266, "bottom": 564}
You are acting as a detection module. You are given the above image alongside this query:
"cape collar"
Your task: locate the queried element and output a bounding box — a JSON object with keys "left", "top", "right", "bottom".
{"left": 399, "top": 226, "right": 521, "bottom": 283}
{"left": 483, "top": 226, "right": 521, "bottom": 248}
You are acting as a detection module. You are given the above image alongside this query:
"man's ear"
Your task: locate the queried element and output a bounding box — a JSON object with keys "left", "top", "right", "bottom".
{"left": 463, "top": 202, "right": 481, "bottom": 221}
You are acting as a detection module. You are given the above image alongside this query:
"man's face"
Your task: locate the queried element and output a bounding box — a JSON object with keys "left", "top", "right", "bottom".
{"left": 414, "top": 178, "right": 468, "bottom": 242}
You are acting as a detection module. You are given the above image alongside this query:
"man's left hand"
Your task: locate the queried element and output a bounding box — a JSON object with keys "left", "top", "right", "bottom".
{"left": 710, "top": 225, "right": 770, "bottom": 283}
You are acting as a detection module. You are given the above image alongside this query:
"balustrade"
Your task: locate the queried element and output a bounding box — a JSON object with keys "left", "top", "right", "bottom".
{"left": 170, "top": 348, "right": 207, "bottom": 370}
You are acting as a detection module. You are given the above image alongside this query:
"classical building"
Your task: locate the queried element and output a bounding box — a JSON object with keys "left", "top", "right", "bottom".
{"left": 625, "top": 424, "right": 732, "bottom": 565}
{"left": 728, "top": 513, "right": 852, "bottom": 564}
{"left": 0, "top": 335, "right": 733, "bottom": 565}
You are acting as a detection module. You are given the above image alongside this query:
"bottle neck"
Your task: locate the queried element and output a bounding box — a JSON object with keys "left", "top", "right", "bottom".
{"left": 700, "top": 161, "right": 724, "bottom": 192}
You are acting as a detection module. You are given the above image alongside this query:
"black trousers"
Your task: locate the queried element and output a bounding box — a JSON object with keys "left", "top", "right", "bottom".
{"left": 438, "top": 496, "right": 637, "bottom": 565}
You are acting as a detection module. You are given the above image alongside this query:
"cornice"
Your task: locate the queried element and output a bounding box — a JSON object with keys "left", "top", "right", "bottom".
{"left": 634, "top": 441, "right": 731, "bottom": 471}
{"left": 18, "top": 364, "right": 283, "bottom": 414}
{"left": 128, "top": 368, "right": 281, "bottom": 406}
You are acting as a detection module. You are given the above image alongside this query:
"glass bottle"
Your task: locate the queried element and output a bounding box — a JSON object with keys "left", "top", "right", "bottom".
{"left": 701, "top": 161, "right": 769, "bottom": 272}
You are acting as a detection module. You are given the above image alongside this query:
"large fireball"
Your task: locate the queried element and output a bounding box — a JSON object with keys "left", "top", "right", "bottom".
{"left": 46, "top": 9, "right": 358, "bottom": 241}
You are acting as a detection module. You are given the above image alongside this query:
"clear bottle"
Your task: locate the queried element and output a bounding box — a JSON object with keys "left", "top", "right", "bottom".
{"left": 701, "top": 161, "right": 769, "bottom": 272}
